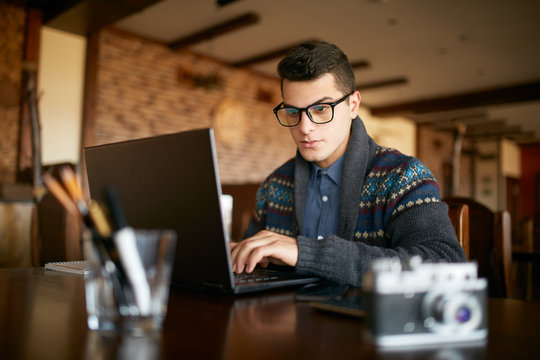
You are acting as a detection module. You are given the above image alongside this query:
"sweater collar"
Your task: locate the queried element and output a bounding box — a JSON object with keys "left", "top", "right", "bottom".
{"left": 295, "top": 117, "right": 375, "bottom": 238}
{"left": 339, "top": 117, "right": 375, "bottom": 239}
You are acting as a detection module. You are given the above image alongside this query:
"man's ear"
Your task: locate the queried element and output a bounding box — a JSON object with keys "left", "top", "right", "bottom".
{"left": 349, "top": 90, "right": 361, "bottom": 118}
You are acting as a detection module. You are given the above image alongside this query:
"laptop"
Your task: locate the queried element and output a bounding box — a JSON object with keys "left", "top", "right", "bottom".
{"left": 84, "top": 128, "right": 320, "bottom": 294}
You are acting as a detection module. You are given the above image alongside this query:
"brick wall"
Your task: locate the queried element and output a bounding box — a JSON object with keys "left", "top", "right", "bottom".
{"left": 91, "top": 29, "right": 296, "bottom": 184}
{"left": 0, "top": 3, "right": 25, "bottom": 184}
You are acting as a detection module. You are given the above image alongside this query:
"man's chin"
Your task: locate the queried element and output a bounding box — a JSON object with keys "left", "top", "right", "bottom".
{"left": 298, "top": 149, "right": 322, "bottom": 163}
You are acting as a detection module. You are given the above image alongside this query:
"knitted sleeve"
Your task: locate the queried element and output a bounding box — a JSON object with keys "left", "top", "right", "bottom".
{"left": 242, "top": 158, "right": 296, "bottom": 239}
{"left": 242, "top": 180, "right": 268, "bottom": 239}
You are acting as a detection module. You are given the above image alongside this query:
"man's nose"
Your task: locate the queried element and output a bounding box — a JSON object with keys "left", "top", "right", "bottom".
{"left": 297, "top": 110, "right": 315, "bottom": 133}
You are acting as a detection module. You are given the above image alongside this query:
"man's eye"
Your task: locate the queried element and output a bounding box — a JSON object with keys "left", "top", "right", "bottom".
{"left": 284, "top": 108, "right": 299, "bottom": 116}
{"left": 309, "top": 104, "right": 330, "bottom": 113}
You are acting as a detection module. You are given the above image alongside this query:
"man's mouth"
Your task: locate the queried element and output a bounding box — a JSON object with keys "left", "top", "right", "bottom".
{"left": 300, "top": 140, "right": 320, "bottom": 148}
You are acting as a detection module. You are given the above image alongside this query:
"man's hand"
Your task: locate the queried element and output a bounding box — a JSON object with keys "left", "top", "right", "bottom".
{"left": 229, "top": 230, "right": 298, "bottom": 273}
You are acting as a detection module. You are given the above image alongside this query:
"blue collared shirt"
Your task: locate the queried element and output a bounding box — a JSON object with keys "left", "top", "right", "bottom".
{"left": 302, "top": 155, "right": 344, "bottom": 240}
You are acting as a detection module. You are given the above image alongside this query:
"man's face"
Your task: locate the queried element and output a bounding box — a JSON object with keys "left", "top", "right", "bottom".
{"left": 282, "top": 73, "right": 360, "bottom": 169}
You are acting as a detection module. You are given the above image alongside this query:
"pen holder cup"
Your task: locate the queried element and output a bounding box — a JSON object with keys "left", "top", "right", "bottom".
{"left": 83, "top": 228, "right": 177, "bottom": 335}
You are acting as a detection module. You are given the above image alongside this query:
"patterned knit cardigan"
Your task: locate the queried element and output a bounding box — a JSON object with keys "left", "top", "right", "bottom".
{"left": 244, "top": 118, "right": 466, "bottom": 286}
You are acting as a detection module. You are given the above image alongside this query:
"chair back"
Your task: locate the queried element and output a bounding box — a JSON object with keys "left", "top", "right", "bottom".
{"left": 32, "top": 191, "right": 82, "bottom": 265}
{"left": 494, "top": 210, "right": 512, "bottom": 299}
{"left": 447, "top": 203, "right": 470, "bottom": 260}
{"left": 444, "top": 197, "right": 513, "bottom": 298}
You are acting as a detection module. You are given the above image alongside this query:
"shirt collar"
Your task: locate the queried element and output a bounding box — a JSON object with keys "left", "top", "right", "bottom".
{"left": 310, "top": 154, "right": 345, "bottom": 186}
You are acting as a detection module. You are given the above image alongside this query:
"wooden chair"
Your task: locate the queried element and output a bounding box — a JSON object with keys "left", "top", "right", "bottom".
{"left": 444, "top": 197, "right": 514, "bottom": 298}
{"left": 32, "top": 191, "right": 82, "bottom": 265}
{"left": 518, "top": 217, "right": 535, "bottom": 300}
{"left": 447, "top": 203, "right": 470, "bottom": 260}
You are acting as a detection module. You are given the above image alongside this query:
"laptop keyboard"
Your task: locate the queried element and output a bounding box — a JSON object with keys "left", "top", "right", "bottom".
{"left": 234, "top": 269, "right": 280, "bottom": 284}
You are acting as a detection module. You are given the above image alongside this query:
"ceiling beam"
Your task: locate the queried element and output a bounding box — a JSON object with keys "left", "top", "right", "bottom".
{"left": 466, "top": 125, "right": 524, "bottom": 138}
{"left": 350, "top": 60, "right": 370, "bottom": 70}
{"left": 231, "top": 41, "right": 370, "bottom": 70}
{"left": 415, "top": 112, "right": 489, "bottom": 125}
{"left": 370, "top": 80, "right": 540, "bottom": 116}
{"left": 505, "top": 131, "right": 537, "bottom": 143}
{"left": 216, "top": 0, "right": 241, "bottom": 7}
{"left": 431, "top": 118, "right": 532, "bottom": 141}
{"left": 169, "top": 12, "right": 260, "bottom": 51}
{"left": 465, "top": 119, "right": 507, "bottom": 134}
{"left": 34, "top": 0, "right": 162, "bottom": 36}
{"left": 231, "top": 39, "right": 320, "bottom": 68}
{"left": 356, "top": 77, "right": 408, "bottom": 91}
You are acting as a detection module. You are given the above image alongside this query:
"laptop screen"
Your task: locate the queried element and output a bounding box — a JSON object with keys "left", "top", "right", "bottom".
{"left": 84, "top": 128, "right": 234, "bottom": 290}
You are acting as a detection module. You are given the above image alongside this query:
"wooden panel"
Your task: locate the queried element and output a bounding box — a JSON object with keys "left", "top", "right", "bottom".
{"left": 0, "top": 202, "right": 34, "bottom": 267}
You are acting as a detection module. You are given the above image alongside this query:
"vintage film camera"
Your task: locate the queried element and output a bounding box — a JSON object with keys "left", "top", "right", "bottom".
{"left": 363, "top": 256, "right": 488, "bottom": 347}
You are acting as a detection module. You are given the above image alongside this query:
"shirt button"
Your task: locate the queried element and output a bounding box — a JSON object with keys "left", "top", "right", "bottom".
{"left": 317, "top": 235, "right": 324, "bottom": 240}
{"left": 322, "top": 195, "right": 328, "bottom": 202}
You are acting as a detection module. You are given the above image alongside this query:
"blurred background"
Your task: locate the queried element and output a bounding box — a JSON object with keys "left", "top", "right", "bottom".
{"left": 1, "top": 0, "right": 539, "bottom": 298}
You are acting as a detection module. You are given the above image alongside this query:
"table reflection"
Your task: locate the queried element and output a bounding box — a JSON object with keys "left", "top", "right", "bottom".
{"left": 84, "top": 331, "right": 162, "bottom": 360}
{"left": 224, "top": 293, "right": 297, "bottom": 359}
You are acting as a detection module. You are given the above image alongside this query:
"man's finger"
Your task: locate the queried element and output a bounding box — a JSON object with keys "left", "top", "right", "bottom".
{"left": 231, "top": 236, "right": 270, "bottom": 273}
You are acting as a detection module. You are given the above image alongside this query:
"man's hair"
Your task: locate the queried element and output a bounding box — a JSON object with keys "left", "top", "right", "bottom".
{"left": 277, "top": 41, "right": 355, "bottom": 95}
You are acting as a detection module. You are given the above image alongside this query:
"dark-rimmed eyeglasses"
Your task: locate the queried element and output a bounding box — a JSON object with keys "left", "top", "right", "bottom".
{"left": 273, "top": 92, "right": 353, "bottom": 127}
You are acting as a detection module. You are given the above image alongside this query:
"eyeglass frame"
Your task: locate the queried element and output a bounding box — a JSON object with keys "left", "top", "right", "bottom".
{"left": 273, "top": 91, "right": 354, "bottom": 127}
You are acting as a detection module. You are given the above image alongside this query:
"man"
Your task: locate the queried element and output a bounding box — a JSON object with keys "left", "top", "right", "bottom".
{"left": 230, "top": 41, "right": 466, "bottom": 287}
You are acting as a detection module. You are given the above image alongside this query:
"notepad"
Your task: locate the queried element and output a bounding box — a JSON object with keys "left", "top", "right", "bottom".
{"left": 45, "top": 261, "right": 89, "bottom": 275}
{"left": 309, "top": 296, "right": 366, "bottom": 318}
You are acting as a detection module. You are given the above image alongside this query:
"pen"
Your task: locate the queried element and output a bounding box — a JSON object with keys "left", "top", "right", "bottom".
{"left": 43, "top": 169, "right": 130, "bottom": 309}
{"left": 87, "top": 200, "right": 113, "bottom": 238}
{"left": 59, "top": 166, "right": 89, "bottom": 216}
{"left": 86, "top": 199, "right": 136, "bottom": 309}
{"left": 42, "top": 172, "right": 79, "bottom": 217}
{"left": 105, "top": 186, "right": 152, "bottom": 316}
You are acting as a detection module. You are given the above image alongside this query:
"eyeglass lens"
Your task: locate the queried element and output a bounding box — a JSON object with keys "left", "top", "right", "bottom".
{"left": 277, "top": 103, "right": 333, "bottom": 126}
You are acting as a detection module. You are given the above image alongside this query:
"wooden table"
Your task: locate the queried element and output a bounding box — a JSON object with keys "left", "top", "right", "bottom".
{"left": 1, "top": 267, "right": 540, "bottom": 359}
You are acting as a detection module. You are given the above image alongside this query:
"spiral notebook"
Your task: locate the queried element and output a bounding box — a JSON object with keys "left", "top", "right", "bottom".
{"left": 44, "top": 261, "right": 89, "bottom": 275}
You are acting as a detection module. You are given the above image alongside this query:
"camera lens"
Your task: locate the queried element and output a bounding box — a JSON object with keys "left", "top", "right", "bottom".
{"left": 455, "top": 306, "right": 471, "bottom": 323}
{"left": 422, "top": 291, "right": 482, "bottom": 333}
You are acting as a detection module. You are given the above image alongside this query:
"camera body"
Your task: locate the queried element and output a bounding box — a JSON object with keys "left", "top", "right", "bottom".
{"left": 363, "top": 257, "right": 488, "bottom": 347}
